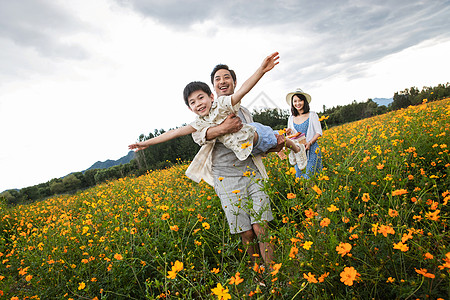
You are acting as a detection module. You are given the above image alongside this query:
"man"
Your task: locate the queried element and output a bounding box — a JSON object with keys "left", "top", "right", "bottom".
{"left": 189, "top": 64, "right": 276, "bottom": 268}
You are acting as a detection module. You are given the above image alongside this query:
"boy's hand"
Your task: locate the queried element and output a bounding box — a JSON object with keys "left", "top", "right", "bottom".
{"left": 260, "top": 52, "right": 279, "bottom": 73}
{"left": 128, "top": 142, "right": 148, "bottom": 152}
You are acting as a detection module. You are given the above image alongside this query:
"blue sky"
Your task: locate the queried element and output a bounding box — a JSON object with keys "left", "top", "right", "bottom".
{"left": 1, "top": 0, "right": 449, "bottom": 191}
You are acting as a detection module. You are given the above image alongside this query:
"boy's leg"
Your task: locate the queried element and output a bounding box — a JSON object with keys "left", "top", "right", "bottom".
{"left": 240, "top": 229, "right": 259, "bottom": 263}
{"left": 252, "top": 222, "right": 274, "bottom": 266}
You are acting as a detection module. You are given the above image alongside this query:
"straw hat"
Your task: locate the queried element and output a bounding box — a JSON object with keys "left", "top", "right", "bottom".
{"left": 286, "top": 88, "right": 311, "bottom": 105}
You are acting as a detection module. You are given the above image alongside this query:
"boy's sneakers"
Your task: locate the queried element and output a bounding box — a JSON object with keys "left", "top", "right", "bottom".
{"left": 294, "top": 143, "right": 307, "bottom": 170}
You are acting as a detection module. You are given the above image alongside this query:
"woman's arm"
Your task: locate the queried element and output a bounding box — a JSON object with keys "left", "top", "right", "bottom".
{"left": 129, "top": 125, "right": 196, "bottom": 151}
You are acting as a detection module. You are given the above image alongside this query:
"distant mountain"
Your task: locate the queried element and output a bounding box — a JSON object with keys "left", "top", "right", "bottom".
{"left": 85, "top": 151, "right": 135, "bottom": 171}
{"left": 372, "top": 97, "right": 393, "bottom": 106}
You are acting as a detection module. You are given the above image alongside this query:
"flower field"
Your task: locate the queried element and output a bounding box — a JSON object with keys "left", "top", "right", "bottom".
{"left": 1, "top": 98, "right": 449, "bottom": 299}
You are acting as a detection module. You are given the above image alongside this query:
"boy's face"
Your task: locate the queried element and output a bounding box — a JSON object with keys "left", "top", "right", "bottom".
{"left": 213, "top": 69, "right": 236, "bottom": 97}
{"left": 187, "top": 90, "right": 214, "bottom": 117}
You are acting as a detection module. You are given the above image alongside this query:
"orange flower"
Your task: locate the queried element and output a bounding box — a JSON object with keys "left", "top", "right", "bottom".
{"left": 170, "top": 225, "right": 179, "bottom": 231}
{"left": 202, "top": 222, "right": 210, "bottom": 230}
{"left": 161, "top": 213, "right": 170, "bottom": 220}
{"left": 271, "top": 263, "right": 282, "bottom": 276}
{"left": 167, "top": 260, "right": 183, "bottom": 279}
{"left": 289, "top": 246, "right": 299, "bottom": 258}
{"left": 424, "top": 253, "right": 434, "bottom": 260}
{"left": 229, "top": 272, "right": 244, "bottom": 285}
{"left": 114, "top": 253, "right": 123, "bottom": 260}
{"left": 336, "top": 242, "right": 352, "bottom": 257}
{"left": 388, "top": 209, "right": 398, "bottom": 217}
{"left": 378, "top": 225, "right": 395, "bottom": 237}
{"left": 211, "top": 268, "right": 220, "bottom": 274}
{"left": 320, "top": 218, "right": 331, "bottom": 227}
{"left": 287, "top": 193, "right": 296, "bottom": 199}
{"left": 304, "top": 208, "right": 316, "bottom": 218}
{"left": 303, "top": 272, "right": 318, "bottom": 283}
{"left": 340, "top": 267, "right": 360, "bottom": 286}
{"left": 361, "top": 193, "right": 370, "bottom": 202}
{"left": 425, "top": 210, "right": 440, "bottom": 221}
{"left": 318, "top": 272, "right": 329, "bottom": 283}
{"left": 393, "top": 242, "right": 409, "bottom": 252}
{"left": 415, "top": 268, "right": 435, "bottom": 278}
{"left": 311, "top": 185, "right": 322, "bottom": 195}
{"left": 392, "top": 189, "right": 408, "bottom": 196}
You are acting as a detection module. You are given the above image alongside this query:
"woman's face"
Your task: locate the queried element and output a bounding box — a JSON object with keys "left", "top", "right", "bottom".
{"left": 292, "top": 95, "right": 304, "bottom": 112}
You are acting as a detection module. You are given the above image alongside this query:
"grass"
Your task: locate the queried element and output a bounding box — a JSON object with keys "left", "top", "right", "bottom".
{"left": 1, "top": 98, "right": 449, "bottom": 299}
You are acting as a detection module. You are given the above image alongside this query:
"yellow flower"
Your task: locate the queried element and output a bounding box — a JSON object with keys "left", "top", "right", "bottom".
{"left": 170, "top": 225, "right": 179, "bottom": 231}
{"left": 78, "top": 282, "right": 86, "bottom": 290}
{"left": 241, "top": 142, "right": 251, "bottom": 149}
{"left": 25, "top": 275, "right": 33, "bottom": 282}
{"left": 202, "top": 222, "right": 210, "bottom": 230}
{"left": 232, "top": 190, "right": 240, "bottom": 194}
{"left": 327, "top": 205, "right": 339, "bottom": 212}
{"left": 303, "top": 241, "right": 313, "bottom": 250}
{"left": 211, "top": 283, "right": 231, "bottom": 300}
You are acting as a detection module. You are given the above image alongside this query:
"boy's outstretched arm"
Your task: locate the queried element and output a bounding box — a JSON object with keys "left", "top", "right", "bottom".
{"left": 128, "top": 125, "right": 196, "bottom": 151}
{"left": 231, "top": 52, "right": 279, "bottom": 106}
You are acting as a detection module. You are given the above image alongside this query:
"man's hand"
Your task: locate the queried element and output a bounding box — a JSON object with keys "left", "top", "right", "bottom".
{"left": 205, "top": 113, "right": 243, "bottom": 140}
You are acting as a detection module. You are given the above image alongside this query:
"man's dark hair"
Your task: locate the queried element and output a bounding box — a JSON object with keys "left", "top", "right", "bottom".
{"left": 291, "top": 94, "right": 310, "bottom": 116}
{"left": 210, "top": 64, "right": 237, "bottom": 84}
{"left": 183, "top": 81, "right": 212, "bottom": 107}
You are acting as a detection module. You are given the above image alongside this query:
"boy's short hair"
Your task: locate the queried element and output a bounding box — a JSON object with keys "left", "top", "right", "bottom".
{"left": 183, "top": 81, "right": 212, "bottom": 107}
{"left": 210, "top": 64, "right": 237, "bottom": 84}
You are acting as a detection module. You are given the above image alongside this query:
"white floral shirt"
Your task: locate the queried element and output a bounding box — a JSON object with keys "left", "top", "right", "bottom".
{"left": 190, "top": 95, "right": 256, "bottom": 161}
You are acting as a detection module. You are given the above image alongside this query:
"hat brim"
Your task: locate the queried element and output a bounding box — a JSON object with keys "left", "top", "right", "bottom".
{"left": 286, "top": 91, "right": 311, "bottom": 106}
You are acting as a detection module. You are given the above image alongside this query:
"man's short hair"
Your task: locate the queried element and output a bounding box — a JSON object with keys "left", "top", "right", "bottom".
{"left": 183, "top": 81, "right": 212, "bottom": 107}
{"left": 210, "top": 64, "right": 237, "bottom": 84}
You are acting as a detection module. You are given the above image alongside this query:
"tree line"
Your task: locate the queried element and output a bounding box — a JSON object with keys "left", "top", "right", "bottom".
{"left": 2, "top": 82, "right": 449, "bottom": 205}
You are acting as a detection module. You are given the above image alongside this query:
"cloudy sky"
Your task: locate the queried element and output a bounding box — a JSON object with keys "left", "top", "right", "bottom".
{"left": 1, "top": 0, "right": 449, "bottom": 191}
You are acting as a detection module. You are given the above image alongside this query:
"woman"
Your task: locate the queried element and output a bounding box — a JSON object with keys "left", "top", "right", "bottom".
{"left": 286, "top": 88, "right": 323, "bottom": 179}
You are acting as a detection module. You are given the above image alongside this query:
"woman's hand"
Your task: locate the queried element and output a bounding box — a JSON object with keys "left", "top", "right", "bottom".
{"left": 305, "top": 142, "right": 312, "bottom": 151}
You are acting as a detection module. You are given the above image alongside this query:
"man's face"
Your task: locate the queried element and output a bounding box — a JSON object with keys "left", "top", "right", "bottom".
{"left": 213, "top": 69, "right": 236, "bottom": 97}
{"left": 187, "top": 90, "right": 214, "bottom": 117}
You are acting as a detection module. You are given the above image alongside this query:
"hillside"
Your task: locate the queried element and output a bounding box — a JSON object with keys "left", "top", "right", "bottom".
{"left": 85, "top": 151, "right": 135, "bottom": 171}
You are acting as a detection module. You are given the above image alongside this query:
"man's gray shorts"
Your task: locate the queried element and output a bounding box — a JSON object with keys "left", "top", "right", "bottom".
{"left": 214, "top": 175, "right": 273, "bottom": 234}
